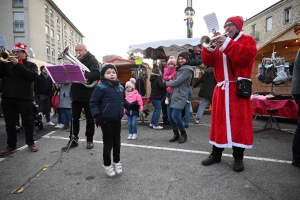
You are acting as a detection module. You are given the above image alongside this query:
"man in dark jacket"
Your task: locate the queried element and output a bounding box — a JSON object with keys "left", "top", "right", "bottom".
{"left": 193, "top": 67, "right": 216, "bottom": 124}
{"left": 62, "top": 44, "right": 100, "bottom": 151}
{"left": 0, "top": 42, "right": 38, "bottom": 155}
{"left": 34, "top": 65, "right": 55, "bottom": 126}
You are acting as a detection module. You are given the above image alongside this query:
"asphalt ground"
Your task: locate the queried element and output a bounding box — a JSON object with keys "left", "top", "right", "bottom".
{"left": 0, "top": 112, "right": 299, "bottom": 200}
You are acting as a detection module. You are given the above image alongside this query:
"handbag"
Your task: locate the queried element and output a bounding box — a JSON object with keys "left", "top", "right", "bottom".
{"left": 51, "top": 91, "right": 59, "bottom": 110}
{"left": 228, "top": 59, "right": 252, "bottom": 98}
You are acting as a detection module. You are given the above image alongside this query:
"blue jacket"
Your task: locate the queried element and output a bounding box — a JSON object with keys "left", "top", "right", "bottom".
{"left": 90, "top": 81, "right": 130, "bottom": 121}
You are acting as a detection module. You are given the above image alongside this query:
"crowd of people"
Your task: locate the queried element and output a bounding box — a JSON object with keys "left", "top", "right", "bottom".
{"left": 0, "top": 15, "right": 299, "bottom": 179}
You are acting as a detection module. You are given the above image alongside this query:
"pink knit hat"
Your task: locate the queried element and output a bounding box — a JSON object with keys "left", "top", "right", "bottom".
{"left": 167, "top": 56, "right": 177, "bottom": 65}
{"left": 125, "top": 78, "right": 136, "bottom": 89}
{"left": 224, "top": 16, "right": 244, "bottom": 31}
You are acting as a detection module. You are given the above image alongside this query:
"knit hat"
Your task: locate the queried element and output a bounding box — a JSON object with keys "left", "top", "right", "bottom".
{"left": 167, "top": 56, "right": 177, "bottom": 65}
{"left": 125, "top": 78, "right": 136, "bottom": 89}
{"left": 224, "top": 16, "right": 244, "bottom": 31}
{"left": 152, "top": 68, "right": 160, "bottom": 74}
{"left": 12, "top": 42, "right": 27, "bottom": 54}
{"left": 178, "top": 52, "right": 190, "bottom": 60}
{"left": 99, "top": 63, "right": 118, "bottom": 78}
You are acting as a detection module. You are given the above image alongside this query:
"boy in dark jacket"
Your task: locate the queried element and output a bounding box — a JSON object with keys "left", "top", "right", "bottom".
{"left": 90, "top": 63, "right": 139, "bottom": 177}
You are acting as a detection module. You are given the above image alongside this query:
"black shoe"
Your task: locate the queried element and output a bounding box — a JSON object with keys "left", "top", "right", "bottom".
{"left": 202, "top": 155, "right": 221, "bottom": 166}
{"left": 233, "top": 159, "right": 244, "bottom": 172}
{"left": 178, "top": 135, "right": 187, "bottom": 144}
{"left": 169, "top": 135, "right": 179, "bottom": 142}
{"left": 61, "top": 141, "right": 78, "bottom": 152}
{"left": 292, "top": 160, "right": 300, "bottom": 168}
{"left": 184, "top": 125, "right": 188, "bottom": 128}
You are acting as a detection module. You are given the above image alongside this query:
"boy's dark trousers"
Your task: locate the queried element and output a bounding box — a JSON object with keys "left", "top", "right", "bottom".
{"left": 101, "top": 121, "right": 121, "bottom": 166}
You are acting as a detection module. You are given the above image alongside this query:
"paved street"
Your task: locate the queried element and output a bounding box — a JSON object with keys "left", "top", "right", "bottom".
{"left": 0, "top": 113, "right": 299, "bottom": 200}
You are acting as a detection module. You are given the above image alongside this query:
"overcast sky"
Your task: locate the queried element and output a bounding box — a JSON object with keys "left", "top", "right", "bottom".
{"left": 52, "top": 0, "right": 279, "bottom": 62}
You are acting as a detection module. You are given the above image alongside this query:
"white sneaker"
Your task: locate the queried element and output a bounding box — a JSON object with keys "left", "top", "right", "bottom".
{"left": 54, "top": 123, "right": 63, "bottom": 128}
{"left": 195, "top": 119, "right": 200, "bottom": 124}
{"left": 127, "top": 134, "right": 133, "bottom": 140}
{"left": 149, "top": 124, "right": 153, "bottom": 127}
{"left": 153, "top": 125, "right": 163, "bottom": 130}
{"left": 113, "top": 162, "right": 122, "bottom": 175}
{"left": 102, "top": 164, "right": 116, "bottom": 177}
{"left": 47, "top": 121, "right": 55, "bottom": 126}
{"left": 165, "top": 98, "right": 169, "bottom": 105}
{"left": 131, "top": 134, "right": 137, "bottom": 140}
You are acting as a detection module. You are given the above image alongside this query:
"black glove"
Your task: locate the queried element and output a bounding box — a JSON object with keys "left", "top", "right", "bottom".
{"left": 129, "top": 103, "right": 140, "bottom": 111}
{"left": 94, "top": 115, "right": 103, "bottom": 128}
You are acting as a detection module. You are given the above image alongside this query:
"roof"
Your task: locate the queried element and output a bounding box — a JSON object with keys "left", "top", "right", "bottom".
{"left": 105, "top": 57, "right": 151, "bottom": 69}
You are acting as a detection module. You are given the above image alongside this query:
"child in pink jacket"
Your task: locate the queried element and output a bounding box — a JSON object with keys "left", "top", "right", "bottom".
{"left": 124, "top": 78, "right": 144, "bottom": 140}
{"left": 163, "top": 56, "right": 177, "bottom": 104}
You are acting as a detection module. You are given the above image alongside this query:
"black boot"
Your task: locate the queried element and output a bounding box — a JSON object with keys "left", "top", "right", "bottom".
{"left": 178, "top": 131, "right": 187, "bottom": 144}
{"left": 169, "top": 130, "right": 179, "bottom": 142}
{"left": 163, "top": 117, "right": 169, "bottom": 125}
{"left": 233, "top": 159, "right": 244, "bottom": 172}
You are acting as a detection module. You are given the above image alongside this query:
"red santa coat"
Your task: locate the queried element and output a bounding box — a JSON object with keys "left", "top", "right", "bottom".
{"left": 201, "top": 32, "right": 257, "bottom": 149}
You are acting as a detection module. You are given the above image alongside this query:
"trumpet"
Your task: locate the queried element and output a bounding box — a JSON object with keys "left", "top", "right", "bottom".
{"left": 200, "top": 32, "right": 228, "bottom": 48}
{"left": 0, "top": 49, "right": 18, "bottom": 62}
{"left": 58, "top": 46, "right": 97, "bottom": 88}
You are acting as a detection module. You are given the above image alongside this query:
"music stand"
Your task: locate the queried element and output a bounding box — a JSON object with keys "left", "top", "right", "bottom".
{"left": 46, "top": 65, "right": 86, "bottom": 158}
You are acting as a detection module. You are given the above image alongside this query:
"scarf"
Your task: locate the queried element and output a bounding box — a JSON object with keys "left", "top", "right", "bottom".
{"left": 125, "top": 90, "right": 135, "bottom": 97}
{"left": 101, "top": 77, "right": 120, "bottom": 86}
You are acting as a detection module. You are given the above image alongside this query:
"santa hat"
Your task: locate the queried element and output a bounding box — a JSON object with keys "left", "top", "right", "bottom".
{"left": 125, "top": 78, "right": 136, "bottom": 89}
{"left": 167, "top": 56, "right": 177, "bottom": 65}
{"left": 224, "top": 16, "right": 244, "bottom": 31}
{"left": 12, "top": 42, "right": 27, "bottom": 54}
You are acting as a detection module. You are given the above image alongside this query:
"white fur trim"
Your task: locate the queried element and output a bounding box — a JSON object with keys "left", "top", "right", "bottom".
{"left": 220, "top": 37, "right": 231, "bottom": 52}
{"left": 222, "top": 54, "right": 233, "bottom": 147}
{"left": 234, "top": 31, "right": 243, "bottom": 41}
{"left": 209, "top": 140, "right": 253, "bottom": 149}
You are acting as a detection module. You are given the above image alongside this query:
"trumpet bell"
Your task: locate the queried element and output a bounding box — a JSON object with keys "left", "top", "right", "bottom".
{"left": 200, "top": 36, "right": 211, "bottom": 48}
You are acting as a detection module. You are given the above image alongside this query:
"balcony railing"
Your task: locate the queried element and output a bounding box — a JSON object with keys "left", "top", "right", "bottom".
{"left": 51, "top": 57, "right": 56, "bottom": 64}
{"left": 47, "top": 55, "right": 51, "bottom": 63}
{"left": 51, "top": 38, "right": 55, "bottom": 45}
{"left": 57, "top": 41, "right": 61, "bottom": 49}
{"left": 45, "top": 14, "right": 49, "bottom": 23}
{"left": 46, "top": 34, "right": 50, "bottom": 43}
{"left": 13, "top": 20, "right": 24, "bottom": 32}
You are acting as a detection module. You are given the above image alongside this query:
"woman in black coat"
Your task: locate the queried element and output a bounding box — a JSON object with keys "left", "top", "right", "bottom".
{"left": 192, "top": 67, "right": 216, "bottom": 124}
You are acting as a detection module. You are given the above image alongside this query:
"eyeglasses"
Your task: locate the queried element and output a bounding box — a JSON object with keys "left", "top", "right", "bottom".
{"left": 223, "top": 23, "right": 235, "bottom": 29}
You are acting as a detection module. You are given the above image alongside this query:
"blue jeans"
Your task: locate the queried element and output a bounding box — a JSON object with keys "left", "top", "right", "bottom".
{"left": 168, "top": 106, "right": 185, "bottom": 132}
{"left": 292, "top": 94, "right": 300, "bottom": 161}
{"left": 151, "top": 99, "right": 162, "bottom": 126}
{"left": 184, "top": 86, "right": 193, "bottom": 125}
{"left": 127, "top": 115, "right": 138, "bottom": 134}
{"left": 196, "top": 97, "right": 211, "bottom": 119}
{"left": 60, "top": 108, "right": 72, "bottom": 126}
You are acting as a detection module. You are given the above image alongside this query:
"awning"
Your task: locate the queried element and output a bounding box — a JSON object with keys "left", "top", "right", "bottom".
{"left": 128, "top": 37, "right": 201, "bottom": 58}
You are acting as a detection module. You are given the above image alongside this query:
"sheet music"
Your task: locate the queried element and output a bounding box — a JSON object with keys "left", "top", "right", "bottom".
{"left": 203, "top": 12, "right": 219, "bottom": 33}
{"left": 0, "top": 36, "right": 9, "bottom": 50}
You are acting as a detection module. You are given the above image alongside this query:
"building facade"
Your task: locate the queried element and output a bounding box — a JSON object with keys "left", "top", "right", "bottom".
{"left": 0, "top": 0, "right": 84, "bottom": 68}
{"left": 243, "top": 0, "right": 300, "bottom": 95}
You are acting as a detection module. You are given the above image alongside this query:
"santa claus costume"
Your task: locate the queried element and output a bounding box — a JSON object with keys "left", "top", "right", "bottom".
{"left": 201, "top": 16, "right": 257, "bottom": 172}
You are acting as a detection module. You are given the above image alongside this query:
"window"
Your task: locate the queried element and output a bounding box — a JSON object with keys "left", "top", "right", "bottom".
{"left": 51, "top": 48, "right": 55, "bottom": 57}
{"left": 64, "top": 39, "right": 67, "bottom": 47}
{"left": 266, "top": 17, "right": 272, "bottom": 32}
{"left": 284, "top": 7, "right": 292, "bottom": 24}
{"left": 50, "top": 29, "right": 54, "bottom": 38}
{"left": 13, "top": 0, "right": 23, "bottom": 7}
{"left": 251, "top": 24, "right": 256, "bottom": 36}
{"left": 45, "top": 25, "right": 49, "bottom": 35}
{"left": 14, "top": 36, "right": 25, "bottom": 44}
{"left": 46, "top": 46, "right": 50, "bottom": 55}
{"left": 13, "top": 13, "right": 24, "bottom": 32}
{"left": 57, "top": 34, "right": 60, "bottom": 41}
{"left": 56, "top": 16, "right": 60, "bottom": 24}
{"left": 50, "top": 10, "right": 53, "bottom": 18}
{"left": 45, "top": 5, "right": 49, "bottom": 14}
